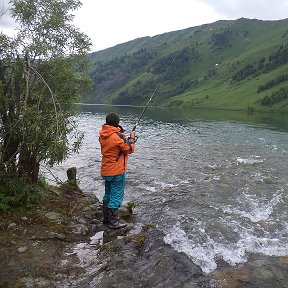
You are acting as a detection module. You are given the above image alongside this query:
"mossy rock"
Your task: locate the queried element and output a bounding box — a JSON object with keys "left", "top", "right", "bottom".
{"left": 212, "top": 269, "right": 251, "bottom": 288}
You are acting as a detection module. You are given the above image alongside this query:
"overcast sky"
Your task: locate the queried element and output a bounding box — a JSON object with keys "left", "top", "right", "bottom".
{"left": 1, "top": 0, "right": 288, "bottom": 52}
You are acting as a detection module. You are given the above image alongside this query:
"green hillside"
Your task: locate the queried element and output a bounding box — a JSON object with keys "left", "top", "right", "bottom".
{"left": 84, "top": 18, "right": 288, "bottom": 112}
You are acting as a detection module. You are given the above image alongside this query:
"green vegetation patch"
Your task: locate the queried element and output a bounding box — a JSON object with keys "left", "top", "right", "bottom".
{"left": 0, "top": 174, "right": 47, "bottom": 213}
{"left": 84, "top": 18, "right": 288, "bottom": 112}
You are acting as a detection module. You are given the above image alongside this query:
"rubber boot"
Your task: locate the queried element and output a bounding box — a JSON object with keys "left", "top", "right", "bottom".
{"left": 108, "top": 208, "right": 127, "bottom": 229}
{"left": 102, "top": 201, "right": 109, "bottom": 225}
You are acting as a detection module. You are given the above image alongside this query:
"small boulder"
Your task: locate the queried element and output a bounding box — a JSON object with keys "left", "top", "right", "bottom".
{"left": 7, "top": 223, "right": 17, "bottom": 229}
{"left": 45, "top": 212, "right": 65, "bottom": 224}
{"left": 69, "top": 224, "right": 89, "bottom": 236}
{"left": 119, "top": 206, "right": 131, "bottom": 220}
{"left": 17, "top": 246, "right": 28, "bottom": 253}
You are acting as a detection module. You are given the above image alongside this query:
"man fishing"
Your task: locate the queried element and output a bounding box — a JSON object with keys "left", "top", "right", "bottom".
{"left": 99, "top": 112, "right": 136, "bottom": 229}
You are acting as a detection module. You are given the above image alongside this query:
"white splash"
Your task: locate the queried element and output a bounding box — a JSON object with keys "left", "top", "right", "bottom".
{"left": 231, "top": 189, "right": 283, "bottom": 223}
{"left": 164, "top": 219, "right": 288, "bottom": 274}
{"left": 236, "top": 156, "right": 264, "bottom": 165}
{"left": 163, "top": 222, "right": 218, "bottom": 273}
{"left": 155, "top": 181, "right": 179, "bottom": 189}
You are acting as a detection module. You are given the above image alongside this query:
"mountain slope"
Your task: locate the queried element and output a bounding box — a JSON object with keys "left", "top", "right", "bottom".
{"left": 84, "top": 18, "right": 288, "bottom": 112}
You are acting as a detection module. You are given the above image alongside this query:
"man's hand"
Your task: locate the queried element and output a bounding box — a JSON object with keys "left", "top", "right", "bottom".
{"left": 129, "top": 130, "right": 136, "bottom": 143}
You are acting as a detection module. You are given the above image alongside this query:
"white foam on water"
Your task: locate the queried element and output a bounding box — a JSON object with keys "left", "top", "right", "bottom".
{"left": 207, "top": 164, "right": 218, "bottom": 169}
{"left": 236, "top": 156, "right": 264, "bottom": 165}
{"left": 163, "top": 221, "right": 251, "bottom": 273}
{"left": 155, "top": 177, "right": 190, "bottom": 189}
{"left": 142, "top": 185, "right": 156, "bottom": 192}
{"left": 164, "top": 188, "right": 286, "bottom": 273}
{"left": 164, "top": 219, "right": 288, "bottom": 274}
{"left": 140, "top": 178, "right": 190, "bottom": 194}
{"left": 250, "top": 172, "right": 264, "bottom": 181}
{"left": 237, "top": 227, "right": 288, "bottom": 256}
{"left": 155, "top": 181, "right": 179, "bottom": 189}
{"left": 266, "top": 144, "right": 278, "bottom": 151}
{"left": 223, "top": 189, "right": 284, "bottom": 223}
{"left": 163, "top": 222, "right": 218, "bottom": 273}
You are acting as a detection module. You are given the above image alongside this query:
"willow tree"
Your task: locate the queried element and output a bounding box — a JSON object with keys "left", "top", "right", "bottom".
{"left": 0, "top": 0, "right": 91, "bottom": 184}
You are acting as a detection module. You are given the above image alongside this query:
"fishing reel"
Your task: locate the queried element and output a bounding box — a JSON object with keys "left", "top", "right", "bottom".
{"left": 128, "top": 135, "right": 138, "bottom": 143}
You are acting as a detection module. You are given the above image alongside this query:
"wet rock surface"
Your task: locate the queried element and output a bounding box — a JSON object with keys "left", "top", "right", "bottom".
{"left": 62, "top": 226, "right": 209, "bottom": 288}
{"left": 0, "top": 186, "right": 287, "bottom": 288}
{"left": 0, "top": 186, "right": 100, "bottom": 288}
{"left": 210, "top": 254, "right": 288, "bottom": 288}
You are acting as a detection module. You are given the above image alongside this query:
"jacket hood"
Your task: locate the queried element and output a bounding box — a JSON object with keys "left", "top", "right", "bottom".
{"left": 99, "top": 124, "right": 120, "bottom": 139}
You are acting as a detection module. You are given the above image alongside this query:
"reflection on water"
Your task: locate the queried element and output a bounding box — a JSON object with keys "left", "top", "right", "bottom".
{"left": 78, "top": 104, "right": 288, "bottom": 132}
{"left": 45, "top": 105, "right": 288, "bottom": 273}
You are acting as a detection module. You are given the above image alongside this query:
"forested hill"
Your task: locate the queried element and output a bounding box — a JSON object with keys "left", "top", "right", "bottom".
{"left": 84, "top": 18, "right": 288, "bottom": 111}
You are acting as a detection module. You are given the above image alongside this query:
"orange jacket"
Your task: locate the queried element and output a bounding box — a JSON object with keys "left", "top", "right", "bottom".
{"left": 99, "top": 124, "right": 135, "bottom": 176}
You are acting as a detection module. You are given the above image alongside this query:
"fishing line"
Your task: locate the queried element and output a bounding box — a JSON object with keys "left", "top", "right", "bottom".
{"left": 132, "top": 49, "right": 182, "bottom": 132}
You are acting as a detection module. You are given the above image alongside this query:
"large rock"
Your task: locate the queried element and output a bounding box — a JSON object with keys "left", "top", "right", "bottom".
{"left": 70, "top": 227, "right": 208, "bottom": 288}
{"left": 45, "top": 212, "right": 65, "bottom": 224}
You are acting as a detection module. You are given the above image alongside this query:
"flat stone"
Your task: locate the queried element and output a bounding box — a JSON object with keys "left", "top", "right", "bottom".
{"left": 82, "top": 207, "right": 94, "bottom": 219}
{"left": 7, "top": 223, "right": 16, "bottom": 229}
{"left": 45, "top": 212, "right": 64, "bottom": 223}
{"left": 48, "top": 232, "right": 66, "bottom": 239}
{"left": 17, "top": 246, "right": 28, "bottom": 253}
{"left": 69, "top": 224, "right": 89, "bottom": 235}
{"left": 77, "top": 218, "right": 87, "bottom": 225}
{"left": 118, "top": 206, "right": 131, "bottom": 219}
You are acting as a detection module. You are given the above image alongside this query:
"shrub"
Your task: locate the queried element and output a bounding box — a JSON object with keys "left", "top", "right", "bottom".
{"left": 0, "top": 173, "right": 45, "bottom": 213}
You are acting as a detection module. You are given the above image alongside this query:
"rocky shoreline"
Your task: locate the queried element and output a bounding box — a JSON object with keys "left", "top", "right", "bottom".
{"left": 0, "top": 184, "right": 100, "bottom": 287}
{"left": 0, "top": 184, "right": 287, "bottom": 288}
{"left": 0, "top": 183, "right": 207, "bottom": 288}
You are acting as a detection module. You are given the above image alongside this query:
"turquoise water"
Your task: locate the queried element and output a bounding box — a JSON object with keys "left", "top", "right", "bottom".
{"left": 45, "top": 105, "right": 288, "bottom": 273}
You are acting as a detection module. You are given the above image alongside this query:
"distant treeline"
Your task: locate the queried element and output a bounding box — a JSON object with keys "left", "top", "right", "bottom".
{"left": 232, "top": 42, "right": 288, "bottom": 82}
{"left": 210, "top": 29, "right": 232, "bottom": 50}
{"left": 260, "top": 87, "right": 288, "bottom": 106}
{"left": 257, "top": 74, "right": 288, "bottom": 93}
{"left": 232, "top": 63, "right": 257, "bottom": 82}
{"left": 84, "top": 18, "right": 288, "bottom": 110}
{"left": 112, "top": 78, "right": 157, "bottom": 105}
{"left": 151, "top": 47, "right": 199, "bottom": 82}
{"left": 86, "top": 48, "right": 156, "bottom": 103}
{"left": 113, "top": 47, "right": 201, "bottom": 105}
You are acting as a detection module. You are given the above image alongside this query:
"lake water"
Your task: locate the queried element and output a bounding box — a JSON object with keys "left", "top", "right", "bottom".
{"left": 44, "top": 105, "right": 288, "bottom": 274}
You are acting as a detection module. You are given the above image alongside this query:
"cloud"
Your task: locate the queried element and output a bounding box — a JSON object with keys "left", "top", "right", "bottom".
{"left": 1, "top": 0, "right": 287, "bottom": 52}
{"left": 202, "top": 0, "right": 288, "bottom": 20}
{"left": 75, "top": 0, "right": 222, "bottom": 51}
{"left": 74, "top": 0, "right": 288, "bottom": 51}
{"left": 0, "top": 0, "right": 18, "bottom": 36}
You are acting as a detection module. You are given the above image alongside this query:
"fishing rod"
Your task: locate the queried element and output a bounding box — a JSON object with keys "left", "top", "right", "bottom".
{"left": 132, "top": 50, "right": 181, "bottom": 132}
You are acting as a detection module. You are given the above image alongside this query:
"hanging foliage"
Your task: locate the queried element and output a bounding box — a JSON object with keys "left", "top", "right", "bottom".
{"left": 0, "top": 0, "right": 91, "bottom": 185}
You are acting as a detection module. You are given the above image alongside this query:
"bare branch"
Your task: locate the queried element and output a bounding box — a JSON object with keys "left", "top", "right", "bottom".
{"left": 0, "top": 3, "right": 8, "bottom": 18}
{"left": 25, "top": 56, "right": 60, "bottom": 136}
